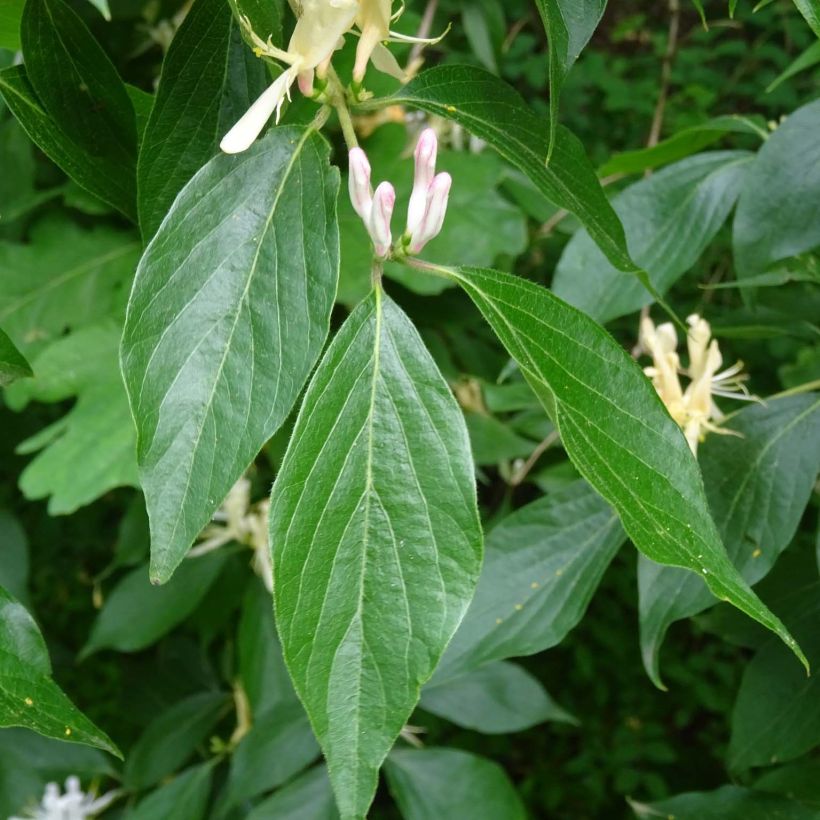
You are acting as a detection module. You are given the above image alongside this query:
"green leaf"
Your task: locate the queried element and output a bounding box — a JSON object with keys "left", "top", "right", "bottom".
{"left": 0, "top": 326, "right": 32, "bottom": 386}
{"left": 0, "top": 585, "right": 120, "bottom": 757}
{"left": 0, "top": 218, "right": 138, "bottom": 357}
{"left": 533, "top": 0, "right": 606, "bottom": 156}
{"left": 420, "top": 660, "right": 576, "bottom": 733}
{"left": 247, "top": 766, "right": 338, "bottom": 820}
{"left": 365, "top": 65, "right": 639, "bottom": 275}
{"left": 82, "top": 552, "right": 227, "bottom": 656}
{"left": 553, "top": 152, "right": 752, "bottom": 324}
{"left": 755, "top": 759, "right": 820, "bottom": 806}
{"left": 121, "top": 126, "right": 339, "bottom": 584}
{"left": 766, "top": 40, "right": 820, "bottom": 92}
{"left": 10, "top": 323, "right": 138, "bottom": 514}
{"left": 734, "top": 99, "right": 820, "bottom": 282}
{"left": 629, "top": 784, "right": 819, "bottom": 819}
{"left": 598, "top": 115, "right": 767, "bottom": 177}
{"left": 0, "top": 510, "right": 29, "bottom": 606}
{"left": 224, "top": 702, "right": 320, "bottom": 806}
{"left": 728, "top": 571, "right": 820, "bottom": 770}
{"left": 137, "top": 0, "right": 270, "bottom": 239}
{"left": 128, "top": 763, "right": 214, "bottom": 820}
{"left": 124, "top": 691, "right": 228, "bottom": 789}
{"left": 792, "top": 0, "right": 820, "bottom": 36}
{"left": 0, "top": 0, "right": 24, "bottom": 50}
{"left": 639, "top": 395, "right": 820, "bottom": 687}
{"left": 19, "top": 0, "right": 137, "bottom": 219}
{"left": 385, "top": 748, "right": 526, "bottom": 820}
{"left": 465, "top": 411, "right": 537, "bottom": 465}
{"left": 270, "top": 288, "right": 482, "bottom": 819}
{"left": 434, "top": 481, "right": 624, "bottom": 680}
{"left": 446, "top": 264, "right": 807, "bottom": 672}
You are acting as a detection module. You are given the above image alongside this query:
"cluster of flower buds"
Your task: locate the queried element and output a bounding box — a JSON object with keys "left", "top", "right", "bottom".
{"left": 348, "top": 128, "right": 452, "bottom": 259}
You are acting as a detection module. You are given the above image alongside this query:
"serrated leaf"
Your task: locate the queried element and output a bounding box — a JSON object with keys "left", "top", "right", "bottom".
{"left": 137, "top": 0, "right": 270, "bottom": 239}
{"left": 385, "top": 748, "right": 526, "bottom": 820}
{"left": 121, "top": 126, "right": 339, "bottom": 583}
{"left": 420, "top": 660, "right": 576, "bottom": 733}
{"left": 445, "top": 264, "right": 807, "bottom": 672}
{"left": 20, "top": 0, "right": 137, "bottom": 219}
{"left": 0, "top": 326, "right": 32, "bottom": 386}
{"left": 629, "top": 784, "right": 818, "bottom": 819}
{"left": 0, "top": 586, "right": 120, "bottom": 757}
{"left": 10, "top": 323, "right": 138, "bottom": 514}
{"left": 124, "top": 691, "right": 229, "bottom": 789}
{"left": 434, "top": 481, "right": 624, "bottom": 680}
{"left": 734, "top": 99, "right": 820, "bottom": 282}
{"left": 639, "top": 395, "right": 820, "bottom": 687}
{"left": 82, "top": 552, "right": 227, "bottom": 656}
{"left": 553, "top": 151, "right": 752, "bottom": 324}
{"left": 364, "top": 65, "right": 638, "bottom": 275}
{"left": 0, "top": 218, "right": 138, "bottom": 357}
{"left": 533, "top": 0, "right": 606, "bottom": 156}
{"left": 270, "top": 288, "right": 482, "bottom": 819}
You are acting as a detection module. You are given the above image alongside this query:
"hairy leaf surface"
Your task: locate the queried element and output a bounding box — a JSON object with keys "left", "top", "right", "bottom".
{"left": 270, "top": 288, "right": 482, "bottom": 819}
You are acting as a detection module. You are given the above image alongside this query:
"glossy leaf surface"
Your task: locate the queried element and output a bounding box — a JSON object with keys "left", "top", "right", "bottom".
{"left": 122, "top": 127, "right": 339, "bottom": 583}
{"left": 270, "top": 288, "right": 482, "bottom": 819}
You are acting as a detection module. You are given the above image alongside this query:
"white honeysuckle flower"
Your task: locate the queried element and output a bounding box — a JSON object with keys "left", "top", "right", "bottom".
{"left": 347, "top": 128, "right": 452, "bottom": 259}
{"left": 369, "top": 181, "right": 396, "bottom": 257}
{"left": 220, "top": 0, "right": 359, "bottom": 153}
{"left": 11, "top": 776, "right": 120, "bottom": 820}
{"left": 640, "top": 313, "right": 754, "bottom": 455}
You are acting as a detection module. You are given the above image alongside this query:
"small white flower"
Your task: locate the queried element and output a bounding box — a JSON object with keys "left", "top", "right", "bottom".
{"left": 11, "top": 776, "right": 120, "bottom": 820}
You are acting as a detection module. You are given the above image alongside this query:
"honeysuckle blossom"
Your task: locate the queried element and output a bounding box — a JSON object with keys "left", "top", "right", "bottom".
{"left": 640, "top": 313, "right": 754, "bottom": 455}
{"left": 10, "top": 777, "right": 120, "bottom": 820}
{"left": 348, "top": 128, "right": 451, "bottom": 258}
{"left": 220, "top": 1, "right": 359, "bottom": 153}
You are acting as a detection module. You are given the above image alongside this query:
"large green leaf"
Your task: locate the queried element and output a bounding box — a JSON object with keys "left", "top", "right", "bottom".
{"left": 0, "top": 0, "right": 24, "bottom": 50}
{"left": 728, "top": 566, "right": 820, "bottom": 771}
{"left": 123, "top": 691, "right": 229, "bottom": 789}
{"left": 533, "top": 0, "right": 606, "bottom": 155}
{"left": 0, "top": 218, "right": 138, "bottom": 357}
{"left": 792, "top": 0, "right": 820, "bottom": 36}
{"left": 442, "top": 264, "right": 806, "bottom": 671}
{"left": 9, "top": 323, "right": 138, "bottom": 514}
{"left": 121, "top": 126, "right": 339, "bottom": 583}
{"left": 385, "top": 748, "right": 526, "bottom": 820}
{"left": 733, "top": 99, "right": 820, "bottom": 282}
{"left": 20, "top": 0, "right": 137, "bottom": 219}
{"left": 361, "top": 65, "right": 638, "bottom": 275}
{"left": 0, "top": 327, "right": 31, "bottom": 387}
{"left": 0, "top": 586, "right": 120, "bottom": 756}
{"left": 630, "top": 784, "right": 818, "bottom": 820}
{"left": 639, "top": 395, "right": 820, "bottom": 687}
{"left": 137, "top": 0, "right": 270, "bottom": 239}
{"left": 420, "top": 660, "right": 576, "bottom": 733}
{"left": 553, "top": 152, "right": 752, "bottom": 324}
{"left": 434, "top": 481, "right": 624, "bottom": 681}
{"left": 81, "top": 552, "right": 227, "bottom": 656}
{"left": 270, "top": 288, "right": 482, "bottom": 819}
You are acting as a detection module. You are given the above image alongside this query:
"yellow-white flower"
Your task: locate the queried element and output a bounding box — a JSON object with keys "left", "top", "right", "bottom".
{"left": 220, "top": 0, "right": 359, "bottom": 154}
{"left": 641, "top": 314, "right": 754, "bottom": 455}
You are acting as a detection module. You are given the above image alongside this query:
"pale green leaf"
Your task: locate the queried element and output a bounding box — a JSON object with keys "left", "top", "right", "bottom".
{"left": 121, "top": 126, "right": 339, "bottom": 583}
{"left": 270, "top": 288, "right": 482, "bottom": 819}
{"left": 0, "top": 326, "right": 32, "bottom": 386}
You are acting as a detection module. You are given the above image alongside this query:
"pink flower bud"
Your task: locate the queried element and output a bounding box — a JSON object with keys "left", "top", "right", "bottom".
{"left": 368, "top": 181, "right": 396, "bottom": 258}
{"left": 348, "top": 148, "right": 373, "bottom": 221}
{"left": 406, "top": 128, "right": 438, "bottom": 236}
{"left": 409, "top": 172, "right": 451, "bottom": 254}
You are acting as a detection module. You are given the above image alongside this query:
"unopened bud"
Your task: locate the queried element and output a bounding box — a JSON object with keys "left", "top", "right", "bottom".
{"left": 409, "top": 172, "right": 451, "bottom": 254}
{"left": 406, "top": 128, "right": 438, "bottom": 236}
{"left": 368, "top": 182, "right": 395, "bottom": 258}
{"left": 348, "top": 148, "right": 373, "bottom": 221}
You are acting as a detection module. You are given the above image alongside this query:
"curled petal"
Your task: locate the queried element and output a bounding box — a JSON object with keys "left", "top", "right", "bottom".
{"left": 406, "top": 128, "right": 437, "bottom": 236}
{"left": 348, "top": 147, "right": 374, "bottom": 221}
{"left": 220, "top": 68, "right": 297, "bottom": 154}
{"left": 409, "top": 171, "right": 451, "bottom": 254}
{"left": 368, "top": 181, "right": 396, "bottom": 257}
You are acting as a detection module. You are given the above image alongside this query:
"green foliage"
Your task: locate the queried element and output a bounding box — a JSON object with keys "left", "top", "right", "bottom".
{"left": 1, "top": 0, "right": 820, "bottom": 817}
